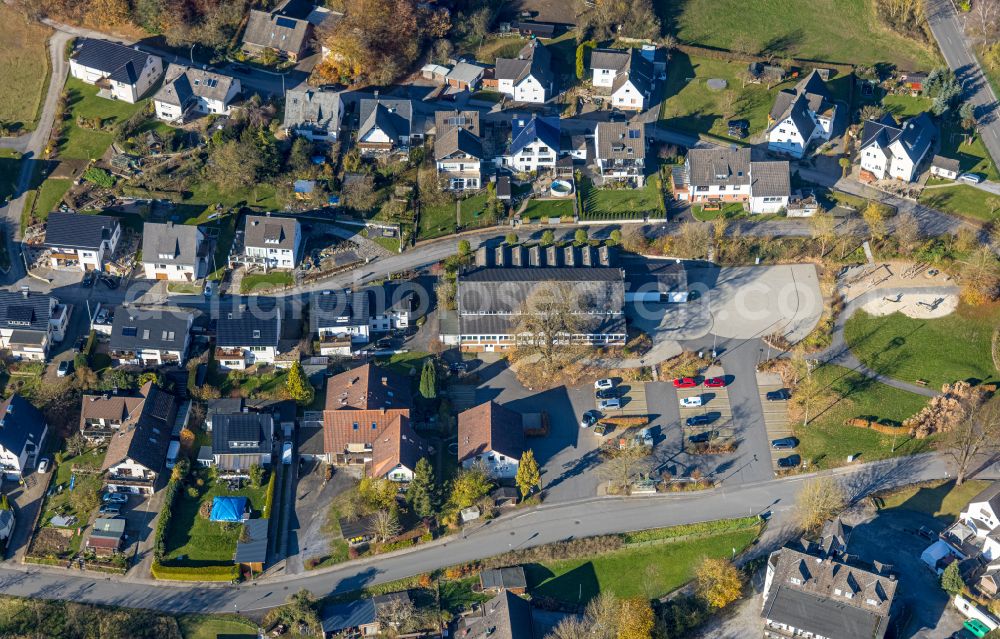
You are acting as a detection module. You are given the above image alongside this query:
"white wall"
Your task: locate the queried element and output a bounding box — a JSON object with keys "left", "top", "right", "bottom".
{"left": 513, "top": 76, "right": 546, "bottom": 104}
{"left": 592, "top": 67, "right": 616, "bottom": 88}
{"left": 461, "top": 451, "right": 520, "bottom": 479}
{"left": 611, "top": 80, "right": 645, "bottom": 110}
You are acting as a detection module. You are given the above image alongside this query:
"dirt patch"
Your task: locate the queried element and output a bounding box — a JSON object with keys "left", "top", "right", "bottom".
{"left": 862, "top": 293, "right": 958, "bottom": 319}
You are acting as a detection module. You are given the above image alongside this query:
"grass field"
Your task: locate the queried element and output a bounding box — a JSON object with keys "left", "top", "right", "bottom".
{"left": 522, "top": 198, "right": 574, "bottom": 219}
{"left": 692, "top": 202, "right": 745, "bottom": 221}
{"left": 419, "top": 199, "right": 456, "bottom": 239}
{"left": 0, "top": 6, "right": 51, "bottom": 131}
{"left": 877, "top": 479, "right": 989, "bottom": 523}
{"left": 881, "top": 95, "right": 932, "bottom": 119}
{"left": 919, "top": 184, "right": 999, "bottom": 222}
{"left": 32, "top": 178, "right": 71, "bottom": 219}
{"left": 458, "top": 192, "right": 490, "bottom": 227}
{"left": 526, "top": 527, "right": 759, "bottom": 603}
{"left": 669, "top": 0, "right": 938, "bottom": 69}
{"left": 582, "top": 175, "right": 664, "bottom": 216}
{"left": 177, "top": 615, "right": 258, "bottom": 639}
{"left": 938, "top": 120, "right": 1000, "bottom": 182}
{"left": 162, "top": 471, "right": 267, "bottom": 566}
{"left": 795, "top": 364, "right": 932, "bottom": 469}
{"left": 844, "top": 306, "right": 997, "bottom": 387}
{"left": 58, "top": 78, "right": 148, "bottom": 160}
{"left": 659, "top": 52, "right": 791, "bottom": 142}
{"left": 240, "top": 271, "right": 293, "bottom": 294}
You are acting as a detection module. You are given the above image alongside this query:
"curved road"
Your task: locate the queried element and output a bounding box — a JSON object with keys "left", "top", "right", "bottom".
{"left": 0, "top": 453, "right": 956, "bottom": 614}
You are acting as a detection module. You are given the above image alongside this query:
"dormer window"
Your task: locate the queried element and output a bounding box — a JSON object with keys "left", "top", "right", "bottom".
{"left": 789, "top": 577, "right": 801, "bottom": 585}
{"left": 253, "top": 330, "right": 261, "bottom": 339}
{"left": 866, "top": 598, "right": 878, "bottom": 606}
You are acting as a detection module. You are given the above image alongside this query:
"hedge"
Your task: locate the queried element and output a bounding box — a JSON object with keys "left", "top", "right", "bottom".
{"left": 845, "top": 417, "right": 906, "bottom": 435}
{"left": 153, "top": 479, "right": 181, "bottom": 561}
{"left": 151, "top": 561, "right": 238, "bottom": 582}
{"left": 262, "top": 469, "right": 277, "bottom": 519}
{"left": 598, "top": 416, "right": 650, "bottom": 428}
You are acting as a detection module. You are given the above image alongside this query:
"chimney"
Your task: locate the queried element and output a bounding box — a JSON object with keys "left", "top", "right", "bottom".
{"left": 20, "top": 287, "right": 29, "bottom": 299}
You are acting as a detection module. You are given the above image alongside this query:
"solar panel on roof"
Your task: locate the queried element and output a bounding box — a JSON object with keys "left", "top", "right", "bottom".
{"left": 275, "top": 16, "right": 297, "bottom": 28}
{"left": 6, "top": 306, "right": 34, "bottom": 324}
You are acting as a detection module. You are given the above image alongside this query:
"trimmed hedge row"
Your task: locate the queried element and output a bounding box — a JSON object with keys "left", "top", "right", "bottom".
{"left": 598, "top": 416, "right": 650, "bottom": 428}
{"left": 153, "top": 479, "right": 180, "bottom": 561}
{"left": 845, "top": 417, "right": 906, "bottom": 435}
{"left": 262, "top": 469, "right": 277, "bottom": 519}
{"left": 151, "top": 561, "right": 238, "bottom": 582}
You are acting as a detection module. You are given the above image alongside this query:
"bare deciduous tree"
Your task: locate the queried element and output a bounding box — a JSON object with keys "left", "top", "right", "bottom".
{"left": 942, "top": 397, "right": 1000, "bottom": 485}
{"left": 368, "top": 509, "right": 401, "bottom": 543}
{"left": 795, "top": 477, "right": 846, "bottom": 532}
{"left": 893, "top": 211, "right": 922, "bottom": 255}
{"left": 513, "top": 282, "right": 586, "bottom": 373}
{"left": 674, "top": 221, "right": 712, "bottom": 259}
{"left": 376, "top": 595, "right": 417, "bottom": 637}
{"left": 599, "top": 445, "right": 652, "bottom": 495}
{"left": 971, "top": 0, "right": 1000, "bottom": 37}
{"left": 810, "top": 212, "right": 837, "bottom": 257}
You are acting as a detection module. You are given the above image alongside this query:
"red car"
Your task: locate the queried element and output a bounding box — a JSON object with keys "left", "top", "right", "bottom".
{"left": 704, "top": 377, "right": 726, "bottom": 388}
{"left": 673, "top": 377, "right": 698, "bottom": 389}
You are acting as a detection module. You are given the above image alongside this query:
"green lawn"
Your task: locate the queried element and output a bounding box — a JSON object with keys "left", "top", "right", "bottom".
{"left": 59, "top": 78, "right": 149, "bottom": 160}
{"left": 419, "top": 199, "right": 457, "bottom": 239}
{"left": 177, "top": 615, "right": 258, "bottom": 639}
{"left": 670, "top": 0, "right": 939, "bottom": 69}
{"left": 31, "top": 178, "right": 71, "bottom": 220}
{"left": 919, "top": 185, "right": 999, "bottom": 222}
{"left": 876, "top": 479, "right": 989, "bottom": 523}
{"left": 162, "top": 470, "right": 268, "bottom": 566}
{"left": 795, "top": 364, "right": 932, "bottom": 469}
{"left": 582, "top": 174, "right": 664, "bottom": 218}
{"left": 692, "top": 202, "right": 746, "bottom": 221}
{"left": 526, "top": 527, "right": 759, "bottom": 603}
{"left": 881, "top": 95, "right": 933, "bottom": 119}
{"left": 844, "top": 307, "right": 997, "bottom": 387}
{"left": 658, "top": 52, "right": 793, "bottom": 142}
{"left": 458, "top": 192, "right": 490, "bottom": 226}
{"left": 240, "top": 271, "right": 293, "bottom": 294}
{"left": 377, "top": 351, "right": 431, "bottom": 379}
{"left": 521, "top": 198, "right": 574, "bottom": 220}
{"left": 0, "top": 5, "right": 52, "bottom": 131}
{"left": 166, "top": 282, "right": 203, "bottom": 295}
{"left": 939, "top": 120, "right": 999, "bottom": 181}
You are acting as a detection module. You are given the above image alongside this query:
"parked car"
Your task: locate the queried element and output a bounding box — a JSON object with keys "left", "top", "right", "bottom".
{"left": 680, "top": 396, "right": 703, "bottom": 408}
{"left": 100, "top": 275, "right": 119, "bottom": 290}
{"left": 598, "top": 398, "right": 621, "bottom": 410}
{"left": 766, "top": 389, "right": 791, "bottom": 401}
{"left": 57, "top": 360, "right": 72, "bottom": 377}
{"left": 594, "top": 378, "right": 615, "bottom": 390}
{"left": 596, "top": 388, "right": 617, "bottom": 400}
{"left": 81, "top": 271, "right": 95, "bottom": 288}
{"left": 637, "top": 428, "right": 654, "bottom": 447}
{"left": 959, "top": 173, "right": 983, "bottom": 184}
{"left": 777, "top": 454, "right": 801, "bottom": 469}
{"left": 102, "top": 492, "right": 128, "bottom": 504}
{"left": 771, "top": 437, "right": 799, "bottom": 450}
{"left": 685, "top": 414, "right": 714, "bottom": 427}
{"left": 282, "top": 441, "right": 293, "bottom": 464}
{"left": 37, "top": 458, "right": 49, "bottom": 473}
{"left": 673, "top": 377, "right": 698, "bottom": 388}
{"left": 580, "top": 410, "right": 600, "bottom": 428}
{"left": 375, "top": 338, "right": 392, "bottom": 349}
{"left": 703, "top": 377, "right": 726, "bottom": 388}
{"left": 99, "top": 503, "right": 122, "bottom": 516}
{"left": 688, "top": 430, "right": 718, "bottom": 443}
{"left": 74, "top": 336, "right": 86, "bottom": 353}
{"left": 203, "top": 281, "right": 213, "bottom": 297}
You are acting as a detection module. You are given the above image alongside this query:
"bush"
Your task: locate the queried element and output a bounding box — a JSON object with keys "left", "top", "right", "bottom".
{"left": 151, "top": 562, "right": 239, "bottom": 581}
{"left": 82, "top": 167, "right": 115, "bottom": 188}
{"left": 263, "top": 470, "right": 278, "bottom": 518}
{"left": 598, "top": 416, "right": 650, "bottom": 428}
{"left": 153, "top": 479, "right": 180, "bottom": 561}
{"left": 378, "top": 539, "right": 415, "bottom": 553}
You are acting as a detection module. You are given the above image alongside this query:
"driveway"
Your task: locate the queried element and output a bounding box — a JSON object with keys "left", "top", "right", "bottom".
{"left": 285, "top": 460, "right": 354, "bottom": 575}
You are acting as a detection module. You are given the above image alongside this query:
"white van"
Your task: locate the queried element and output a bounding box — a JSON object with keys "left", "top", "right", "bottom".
{"left": 165, "top": 440, "right": 181, "bottom": 469}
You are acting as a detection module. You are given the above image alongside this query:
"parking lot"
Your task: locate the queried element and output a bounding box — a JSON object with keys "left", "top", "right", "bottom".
{"left": 757, "top": 372, "right": 794, "bottom": 472}
{"left": 595, "top": 379, "right": 648, "bottom": 418}
{"left": 676, "top": 370, "right": 736, "bottom": 449}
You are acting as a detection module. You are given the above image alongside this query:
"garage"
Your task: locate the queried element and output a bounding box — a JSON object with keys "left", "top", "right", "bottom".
{"left": 624, "top": 260, "right": 689, "bottom": 304}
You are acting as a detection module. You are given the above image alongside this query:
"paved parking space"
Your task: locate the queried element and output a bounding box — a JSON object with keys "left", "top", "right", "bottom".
{"left": 676, "top": 372, "right": 736, "bottom": 446}
{"left": 596, "top": 380, "right": 648, "bottom": 418}
{"left": 757, "top": 372, "right": 793, "bottom": 472}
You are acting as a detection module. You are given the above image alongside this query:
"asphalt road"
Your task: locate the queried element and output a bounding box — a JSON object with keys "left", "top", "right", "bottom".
{"left": 0, "top": 453, "right": 955, "bottom": 614}
{"left": 925, "top": 0, "right": 1000, "bottom": 168}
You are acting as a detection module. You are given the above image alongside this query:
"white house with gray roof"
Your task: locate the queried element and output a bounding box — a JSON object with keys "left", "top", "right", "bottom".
{"left": 242, "top": 215, "right": 301, "bottom": 270}
{"left": 142, "top": 222, "right": 208, "bottom": 282}
{"left": 357, "top": 97, "right": 414, "bottom": 154}
{"left": 858, "top": 112, "right": 935, "bottom": 183}
{"left": 44, "top": 212, "right": 121, "bottom": 272}
{"left": 216, "top": 302, "right": 282, "bottom": 370}
{"left": 153, "top": 64, "right": 241, "bottom": 123}
{"left": 766, "top": 70, "right": 836, "bottom": 158}
{"left": 590, "top": 48, "right": 654, "bottom": 111}
{"left": 70, "top": 39, "right": 163, "bottom": 104}
{"left": 0, "top": 289, "right": 68, "bottom": 361}
{"left": 496, "top": 40, "right": 552, "bottom": 104}
{"left": 109, "top": 307, "right": 194, "bottom": 366}
{"left": 593, "top": 121, "right": 646, "bottom": 186}
{"left": 283, "top": 88, "right": 342, "bottom": 142}
{"left": 671, "top": 147, "right": 790, "bottom": 214}
{"left": 0, "top": 394, "right": 48, "bottom": 480}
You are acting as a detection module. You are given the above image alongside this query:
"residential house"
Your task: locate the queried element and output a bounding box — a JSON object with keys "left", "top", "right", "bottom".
{"left": 283, "top": 88, "right": 342, "bottom": 142}
{"left": 357, "top": 97, "right": 414, "bottom": 154}
{"left": 766, "top": 70, "right": 837, "bottom": 158}
{"left": 153, "top": 64, "right": 241, "bottom": 123}
{"left": 242, "top": 215, "right": 301, "bottom": 270}
{"left": 762, "top": 520, "right": 899, "bottom": 639}
{"left": 142, "top": 221, "right": 208, "bottom": 282}
{"left": 101, "top": 383, "right": 180, "bottom": 494}
{"left": 670, "top": 147, "right": 790, "bottom": 214}
{"left": 931, "top": 155, "right": 961, "bottom": 180}
{"left": 69, "top": 39, "right": 164, "bottom": 103}
{"left": 242, "top": 7, "right": 313, "bottom": 61}
{"left": 320, "top": 592, "right": 412, "bottom": 639}
{"left": 215, "top": 301, "right": 282, "bottom": 370}
{"left": 109, "top": 307, "right": 194, "bottom": 366}
{"left": 496, "top": 40, "right": 552, "bottom": 104}
{"left": 44, "top": 212, "right": 121, "bottom": 272}
{"left": 321, "top": 364, "right": 412, "bottom": 466}
{"left": 86, "top": 518, "right": 126, "bottom": 556}
{"left": 593, "top": 121, "right": 645, "bottom": 186}
{"left": 502, "top": 114, "right": 560, "bottom": 173}
{"left": 457, "top": 401, "right": 524, "bottom": 479}
{"left": 0, "top": 394, "right": 48, "bottom": 480}
{"left": 858, "top": 112, "right": 935, "bottom": 183}
{"left": 480, "top": 566, "right": 528, "bottom": 595}
{"left": 310, "top": 287, "right": 419, "bottom": 354}
{"left": 923, "top": 482, "right": 1000, "bottom": 573}
{"left": 422, "top": 63, "right": 451, "bottom": 83}
{"left": 589, "top": 48, "right": 653, "bottom": 111}
{"left": 435, "top": 109, "right": 484, "bottom": 191}
{"left": 0, "top": 289, "right": 69, "bottom": 361}
{"left": 79, "top": 382, "right": 182, "bottom": 447}
{"left": 452, "top": 266, "right": 627, "bottom": 351}
{"left": 370, "top": 414, "right": 430, "bottom": 481}
{"left": 454, "top": 590, "right": 535, "bottom": 639}
{"left": 209, "top": 412, "right": 274, "bottom": 473}
{"left": 446, "top": 61, "right": 487, "bottom": 91}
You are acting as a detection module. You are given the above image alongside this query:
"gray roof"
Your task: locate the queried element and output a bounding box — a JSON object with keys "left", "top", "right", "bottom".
{"left": 595, "top": 121, "right": 645, "bottom": 161}
{"left": 143, "top": 222, "right": 205, "bottom": 268}
{"left": 625, "top": 261, "right": 688, "bottom": 292}
{"left": 310, "top": 287, "right": 419, "bottom": 333}
{"left": 435, "top": 127, "right": 483, "bottom": 161}
{"left": 242, "top": 9, "right": 312, "bottom": 56}
{"left": 446, "top": 61, "right": 486, "bottom": 86}
{"left": 495, "top": 40, "right": 552, "bottom": 89}
{"left": 320, "top": 592, "right": 412, "bottom": 634}
{"left": 769, "top": 69, "right": 833, "bottom": 126}
{"left": 0, "top": 394, "right": 47, "bottom": 460}
{"left": 785, "top": 93, "right": 818, "bottom": 141}
{"left": 590, "top": 48, "right": 630, "bottom": 72}
{"left": 763, "top": 586, "right": 889, "bottom": 639}
{"left": 298, "top": 425, "right": 326, "bottom": 456}
{"left": 932, "top": 155, "right": 960, "bottom": 172}
{"left": 217, "top": 299, "right": 280, "bottom": 347}
{"left": 234, "top": 518, "right": 269, "bottom": 563}
{"left": 154, "top": 64, "right": 237, "bottom": 107}
{"left": 457, "top": 591, "right": 534, "bottom": 639}
{"left": 90, "top": 517, "right": 126, "bottom": 539}
{"left": 969, "top": 482, "right": 1000, "bottom": 513}
{"left": 480, "top": 566, "right": 527, "bottom": 591}
{"left": 861, "top": 111, "right": 935, "bottom": 164}
{"left": 611, "top": 49, "right": 653, "bottom": 96}
{"left": 686, "top": 147, "right": 751, "bottom": 187}
{"left": 457, "top": 267, "right": 625, "bottom": 316}
{"left": 71, "top": 39, "right": 158, "bottom": 85}
{"left": 212, "top": 412, "right": 273, "bottom": 455}
{"left": 434, "top": 110, "right": 480, "bottom": 136}
{"left": 358, "top": 98, "right": 412, "bottom": 142}
{"left": 101, "top": 383, "right": 179, "bottom": 472}
{"left": 45, "top": 212, "right": 119, "bottom": 251}
{"left": 0, "top": 290, "right": 53, "bottom": 332}
{"left": 284, "top": 87, "right": 341, "bottom": 133}
{"left": 110, "top": 307, "right": 193, "bottom": 352}
{"left": 750, "top": 161, "right": 791, "bottom": 198}
{"left": 244, "top": 215, "right": 298, "bottom": 251}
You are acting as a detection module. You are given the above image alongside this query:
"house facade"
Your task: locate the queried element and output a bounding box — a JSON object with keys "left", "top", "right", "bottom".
{"left": 153, "top": 64, "right": 241, "bottom": 123}
{"left": 283, "top": 88, "right": 342, "bottom": 142}
{"left": 931, "top": 155, "right": 960, "bottom": 180}
{"left": 79, "top": 382, "right": 177, "bottom": 444}
{"left": 216, "top": 303, "right": 282, "bottom": 370}
{"left": 766, "top": 70, "right": 837, "bottom": 158}
{"left": 594, "top": 121, "right": 645, "bottom": 186}
{"left": 590, "top": 48, "right": 653, "bottom": 111}
{"left": 210, "top": 412, "right": 274, "bottom": 473}
{"left": 858, "top": 112, "right": 934, "bottom": 183}
{"left": 0, "top": 394, "right": 48, "bottom": 480}
{"left": 69, "top": 39, "right": 164, "bottom": 103}
{"left": 502, "top": 115, "right": 560, "bottom": 173}
{"left": 242, "top": 215, "right": 301, "bottom": 270}
{"left": 671, "top": 147, "right": 790, "bottom": 214}
{"left": 357, "top": 97, "right": 414, "bottom": 154}
{"left": 100, "top": 383, "right": 180, "bottom": 495}
{"left": 109, "top": 307, "right": 194, "bottom": 366}
{"left": 142, "top": 222, "right": 208, "bottom": 282}
{"left": 435, "top": 110, "right": 484, "bottom": 191}
{"left": 457, "top": 401, "right": 524, "bottom": 479}
{"left": 496, "top": 40, "right": 552, "bottom": 104}
{"left": 310, "top": 288, "right": 418, "bottom": 355}
{"left": 0, "top": 289, "right": 68, "bottom": 361}
{"left": 44, "top": 212, "right": 122, "bottom": 272}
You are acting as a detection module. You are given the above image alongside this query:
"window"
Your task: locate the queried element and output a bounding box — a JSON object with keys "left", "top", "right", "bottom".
{"left": 372, "top": 423, "right": 378, "bottom": 430}
{"left": 352, "top": 422, "right": 359, "bottom": 430}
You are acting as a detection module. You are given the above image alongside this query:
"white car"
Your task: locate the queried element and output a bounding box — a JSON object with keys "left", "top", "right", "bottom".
{"left": 680, "top": 396, "right": 703, "bottom": 408}
{"left": 598, "top": 398, "right": 621, "bottom": 410}
{"left": 959, "top": 173, "right": 983, "bottom": 184}
{"left": 203, "top": 281, "right": 214, "bottom": 297}
{"left": 37, "top": 458, "right": 50, "bottom": 473}
{"left": 282, "top": 441, "right": 293, "bottom": 464}
{"left": 594, "top": 378, "right": 615, "bottom": 390}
